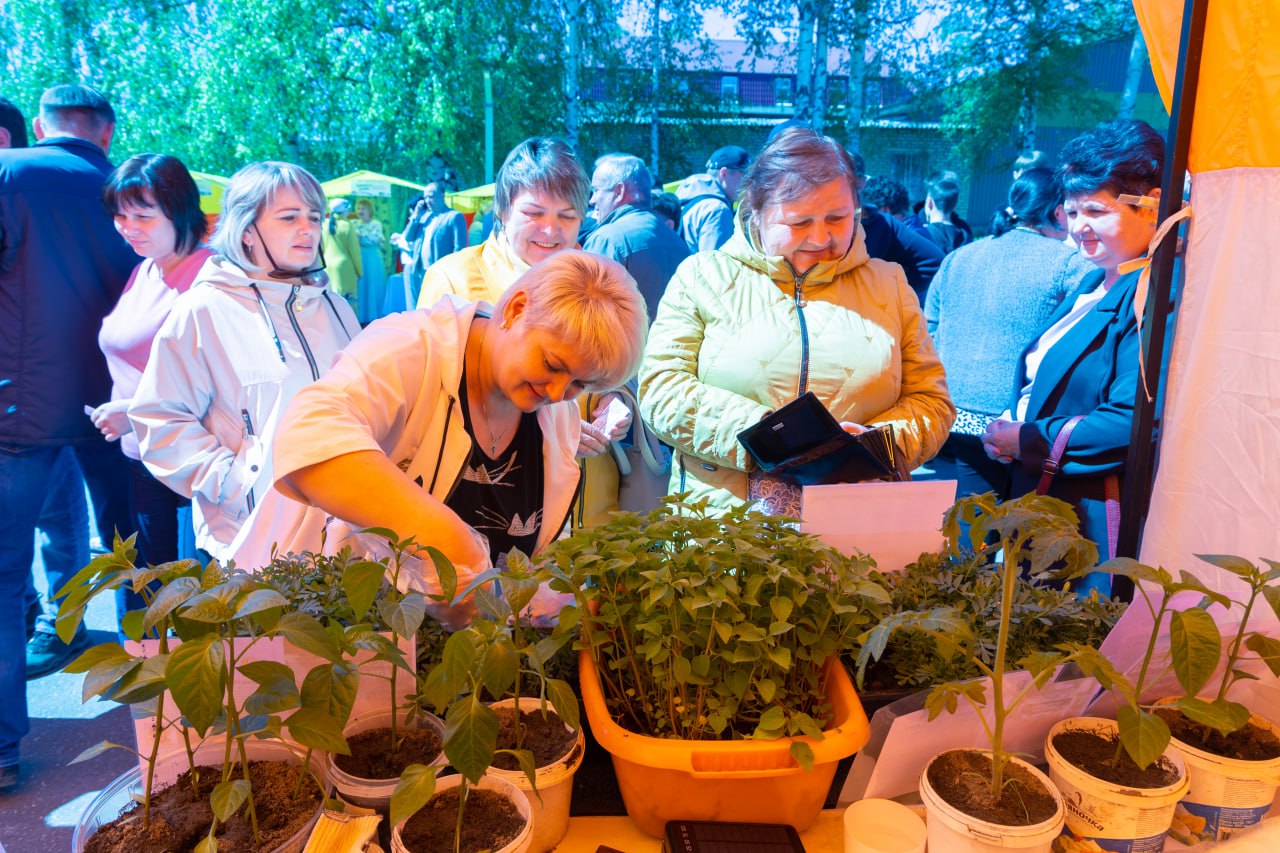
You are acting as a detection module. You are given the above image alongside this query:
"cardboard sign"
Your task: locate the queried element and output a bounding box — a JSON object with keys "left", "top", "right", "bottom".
{"left": 351, "top": 179, "right": 392, "bottom": 198}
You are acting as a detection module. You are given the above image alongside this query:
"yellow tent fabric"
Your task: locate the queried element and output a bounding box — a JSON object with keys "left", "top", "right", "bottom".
{"left": 447, "top": 183, "right": 494, "bottom": 215}
{"left": 1132, "top": 2, "right": 1280, "bottom": 171}
{"left": 321, "top": 170, "right": 426, "bottom": 197}
{"left": 190, "top": 171, "right": 229, "bottom": 215}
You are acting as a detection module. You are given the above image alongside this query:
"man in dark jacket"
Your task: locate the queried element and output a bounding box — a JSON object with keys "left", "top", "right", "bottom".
{"left": 0, "top": 84, "right": 137, "bottom": 790}
{"left": 584, "top": 154, "right": 689, "bottom": 322}
{"left": 850, "top": 152, "right": 945, "bottom": 302}
{"left": 675, "top": 145, "right": 749, "bottom": 253}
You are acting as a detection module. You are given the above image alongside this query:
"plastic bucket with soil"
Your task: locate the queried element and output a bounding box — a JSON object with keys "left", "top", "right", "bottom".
{"left": 1154, "top": 700, "right": 1280, "bottom": 844}
{"left": 1044, "top": 717, "right": 1188, "bottom": 852}
{"left": 919, "top": 749, "right": 1065, "bottom": 852}
{"left": 486, "top": 697, "right": 585, "bottom": 853}
{"left": 74, "top": 738, "right": 330, "bottom": 853}
{"left": 390, "top": 773, "right": 532, "bottom": 853}
{"left": 329, "top": 708, "right": 446, "bottom": 810}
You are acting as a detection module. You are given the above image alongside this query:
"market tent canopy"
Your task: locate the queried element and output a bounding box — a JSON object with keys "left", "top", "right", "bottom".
{"left": 447, "top": 183, "right": 494, "bottom": 216}
{"left": 190, "top": 171, "right": 229, "bottom": 216}
{"left": 321, "top": 170, "right": 426, "bottom": 199}
{"left": 1133, "top": 0, "right": 1280, "bottom": 589}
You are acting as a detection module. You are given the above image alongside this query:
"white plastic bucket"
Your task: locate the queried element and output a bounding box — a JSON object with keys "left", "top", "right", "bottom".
{"left": 390, "top": 773, "right": 532, "bottom": 853}
{"left": 329, "top": 708, "right": 447, "bottom": 810}
{"left": 1158, "top": 703, "right": 1280, "bottom": 844}
{"left": 1044, "top": 717, "right": 1189, "bottom": 852}
{"left": 74, "top": 738, "right": 328, "bottom": 853}
{"left": 486, "top": 697, "right": 585, "bottom": 853}
{"left": 919, "top": 749, "right": 1065, "bottom": 852}
{"left": 843, "top": 798, "right": 926, "bottom": 853}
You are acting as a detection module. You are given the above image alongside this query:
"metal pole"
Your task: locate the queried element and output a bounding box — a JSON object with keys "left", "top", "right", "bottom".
{"left": 484, "top": 70, "right": 495, "bottom": 184}
{"left": 1117, "top": 0, "right": 1211, "bottom": 557}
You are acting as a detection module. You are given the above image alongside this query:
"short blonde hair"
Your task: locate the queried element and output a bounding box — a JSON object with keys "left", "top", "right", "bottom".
{"left": 211, "top": 161, "right": 327, "bottom": 272}
{"left": 494, "top": 137, "right": 590, "bottom": 224}
{"left": 497, "top": 251, "right": 647, "bottom": 391}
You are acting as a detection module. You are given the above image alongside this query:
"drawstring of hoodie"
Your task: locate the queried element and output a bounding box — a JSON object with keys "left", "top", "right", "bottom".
{"left": 322, "top": 291, "right": 356, "bottom": 341}
{"left": 249, "top": 283, "right": 286, "bottom": 363}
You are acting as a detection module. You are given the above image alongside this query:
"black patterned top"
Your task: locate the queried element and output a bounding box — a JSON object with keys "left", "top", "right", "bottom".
{"left": 446, "top": 368, "right": 545, "bottom": 567}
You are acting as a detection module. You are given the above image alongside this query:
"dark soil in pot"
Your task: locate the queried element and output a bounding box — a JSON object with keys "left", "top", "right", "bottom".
{"left": 1155, "top": 707, "right": 1280, "bottom": 761}
{"left": 927, "top": 750, "right": 1058, "bottom": 827}
{"left": 333, "top": 726, "right": 444, "bottom": 779}
{"left": 84, "top": 759, "right": 323, "bottom": 853}
{"left": 491, "top": 707, "right": 578, "bottom": 770}
{"left": 399, "top": 787, "right": 525, "bottom": 852}
{"left": 1052, "top": 729, "right": 1181, "bottom": 787}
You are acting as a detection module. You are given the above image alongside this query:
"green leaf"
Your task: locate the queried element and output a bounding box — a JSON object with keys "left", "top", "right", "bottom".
{"left": 342, "top": 560, "right": 386, "bottom": 623}
{"left": 1169, "top": 609, "right": 1221, "bottom": 697}
{"left": 232, "top": 588, "right": 288, "bottom": 621}
{"left": 381, "top": 593, "right": 427, "bottom": 640}
{"left": 480, "top": 640, "right": 519, "bottom": 700}
{"left": 1116, "top": 705, "right": 1170, "bottom": 770}
{"left": 495, "top": 748, "right": 539, "bottom": 798}
{"left": 210, "top": 779, "right": 251, "bottom": 821}
{"left": 299, "top": 662, "right": 360, "bottom": 727}
{"left": 63, "top": 641, "right": 132, "bottom": 675}
{"left": 1195, "top": 554, "right": 1257, "bottom": 579}
{"left": 504, "top": 576, "right": 540, "bottom": 619}
{"left": 179, "top": 589, "right": 236, "bottom": 623}
{"left": 239, "top": 660, "right": 301, "bottom": 716}
{"left": 69, "top": 740, "right": 131, "bottom": 765}
{"left": 443, "top": 696, "right": 499, "bottom": 783}
{"left": 105, "top": 655, "right": 170, "bottom": 705}
{"left": 273, "top": 612, "right": 341, "bottom": 663}
{"left": 390, "top": 764, "right": 437, "bottom": 829}
{"left": 1175, "top": 697, "right": 1251, "bottom": 737}
{"left": 424, "top": 546, "right": 458, "bottom": 603}
{"left": 1261, "top": 585, "right": 1280, "bottom": 622}
{"left": 546, "top": 678, "right": 580, "bottom": 733}
{"left": 286, "top": 706, "right": 350, "bottom": 754}
{"left": 754, "top": 706, "right": 786, "bottom": 738}
{"left": 1245, "top": 633, "right": 1280, "bottom": 678}
{"left": 790, "top": 741, "right": 815, "bottom": 772}
{"left": 142, "top": 576, "right": 202, "bottom": 637}
{"left": 769, "top": 597, "right": 793, "bottom": 623}
{"left": 757, "top": 678, "right": 777, "bottom": 704}
{"left": 165, "top": 634, "right": 225, "bottom": 735}
{"left": 195, "top": 834, "right": 217, "bottom": 853}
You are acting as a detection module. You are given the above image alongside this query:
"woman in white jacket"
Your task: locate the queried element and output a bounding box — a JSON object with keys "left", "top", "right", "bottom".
{"left": 271, "top": 251, "right": 646, "bottom": 606}
{"left": 129, "top": 161, "right": 358, "bottom": 564}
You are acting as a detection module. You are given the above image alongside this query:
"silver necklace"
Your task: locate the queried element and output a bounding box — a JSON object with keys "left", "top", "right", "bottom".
{"left": 476, "top": 320, "right": 514, "bottom": 457}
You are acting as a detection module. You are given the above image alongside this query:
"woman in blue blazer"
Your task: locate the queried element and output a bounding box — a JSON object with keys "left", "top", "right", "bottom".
{"left": 982, "top": 120, "right": 1167, "bottom": 594}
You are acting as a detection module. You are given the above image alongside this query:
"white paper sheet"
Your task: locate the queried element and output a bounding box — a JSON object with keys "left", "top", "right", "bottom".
{"left": 801, "top": 480, "right": 956, "bottom": 573}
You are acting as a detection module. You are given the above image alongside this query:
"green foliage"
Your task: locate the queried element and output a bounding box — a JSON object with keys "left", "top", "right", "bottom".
{"left": 856, "top": 492, "right": 1099, "bottom": 800}
{"left": 854, "top": 546, "right": 1123, "bottom": 690}
{"left": 1072, "top": 553, "right": 1280, "bottom": 765}
{"left": 259, "top": 547, "right": 394, "bottom": 631}
{"left": 56, "top": 536, "right": 355, "bottom": 845}
{"left": 541, "top": 497, "right": 888, "bottom": 742}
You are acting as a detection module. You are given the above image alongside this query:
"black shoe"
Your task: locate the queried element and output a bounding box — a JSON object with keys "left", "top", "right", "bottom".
{"left": 0, "top": 764, "right": 18, "bottom": 793}
{"left": 25, "top": 630, "right": 90, "bottom": 679}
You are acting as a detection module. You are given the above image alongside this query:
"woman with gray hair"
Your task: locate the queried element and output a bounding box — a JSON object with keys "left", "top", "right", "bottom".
{"left": 640, "top": 127, "right": 954, "bottom": 515}
{"left": 271, "top": 250, "right": 647, "bottom": 613}
{"left": 129, "top": 160, "right": 359, "bottom": 565}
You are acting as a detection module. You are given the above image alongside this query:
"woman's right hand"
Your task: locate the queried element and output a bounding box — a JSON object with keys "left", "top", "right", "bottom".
{"left": 90, "top": 400, "right": 134, "bottom": 442}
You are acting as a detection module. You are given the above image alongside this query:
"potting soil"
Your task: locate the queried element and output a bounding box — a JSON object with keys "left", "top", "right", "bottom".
{"left": 927, "top": 750, "right": 1059, "bottom": 826}
{"left": 1052, "top": 729, "right": 1181, "bottom": 787}
{"left": 399, "top": 788, "right": 525, "bottom": 852}
{"left": 491, "top": 707, "right": 578, "bottom": 769}
{"left": 1155, "top": 709, "right": 1280, "bottom": 761}
{"left": 332, "top": 726, "right": 444, "bottom": 779}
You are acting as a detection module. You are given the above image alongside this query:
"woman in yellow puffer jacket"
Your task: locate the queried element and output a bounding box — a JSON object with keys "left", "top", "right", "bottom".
{"left": 638, "top": 126, "right": 955, "bottom": 514}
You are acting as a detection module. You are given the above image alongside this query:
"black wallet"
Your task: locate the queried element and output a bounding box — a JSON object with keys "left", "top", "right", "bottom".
{"left": 737, "top": 392, "right": 907, "bottom": 486}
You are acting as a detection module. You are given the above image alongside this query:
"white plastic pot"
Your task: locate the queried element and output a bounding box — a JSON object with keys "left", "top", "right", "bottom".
{"left": 843, "top": 798, "right": 927, "bottom": 853}
{"left": 329, "top": 708, "right": 446, "bottom": 810}
{"left": 390, "top": 773, "right": 532, "bottom": 853}
{"left": 73, "top": 738, "right": 329, "bottom": 853}
{"left": 1157, "top": 701, "right": 1280, "bottom": 844}
{"left": 919, "top": 749, "right": 1065, "bottom": 852}
{"left": 1045, "top": 717, "right": 1189, "bottom": 853}
{"left": 486, "top": 697, "right": 585, "bottom": 853}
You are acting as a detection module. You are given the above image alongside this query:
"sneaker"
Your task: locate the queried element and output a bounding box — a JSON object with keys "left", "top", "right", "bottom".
{"left": 0, "top": 764, "right": 17, "bottom": 794}
{"left": 25, "top": 630, "right": 90, "bottom": 679}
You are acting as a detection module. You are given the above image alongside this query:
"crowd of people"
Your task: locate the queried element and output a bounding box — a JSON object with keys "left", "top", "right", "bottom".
{"left": 0, "top": 81, "right": 1169, "bottom": 792}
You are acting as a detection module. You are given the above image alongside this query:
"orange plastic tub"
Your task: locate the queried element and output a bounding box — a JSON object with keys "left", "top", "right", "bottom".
{"left": 579, "top": 650, "right": 870, "bottom": 837}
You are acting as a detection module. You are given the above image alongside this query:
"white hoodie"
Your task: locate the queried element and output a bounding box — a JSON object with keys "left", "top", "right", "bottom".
{"left": 129, "top": 257, "right": 359, "bottom": 563}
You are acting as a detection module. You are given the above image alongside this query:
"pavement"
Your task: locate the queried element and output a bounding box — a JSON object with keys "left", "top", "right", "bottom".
{"left": 0, "top": 547, "right": 136, "bottom": 853}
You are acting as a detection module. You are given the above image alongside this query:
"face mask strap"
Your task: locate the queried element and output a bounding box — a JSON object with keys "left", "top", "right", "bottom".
{"left": 252, "top": 222, "right": 330, "bottom": 288}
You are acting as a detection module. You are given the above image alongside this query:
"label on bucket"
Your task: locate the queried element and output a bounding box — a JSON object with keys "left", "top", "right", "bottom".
{"left": 1168, "top": 801, "right": 1270, "bottom": 844}
{"left": 1053, "top": 829, "right": 1167, "bottom": 852}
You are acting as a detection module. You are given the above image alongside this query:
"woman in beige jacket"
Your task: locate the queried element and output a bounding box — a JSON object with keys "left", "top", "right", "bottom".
{"left": 638, "top": 127, "right": 954, "bottom": 513}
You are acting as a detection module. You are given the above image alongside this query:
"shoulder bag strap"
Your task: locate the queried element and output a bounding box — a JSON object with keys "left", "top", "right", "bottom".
{"left": 1035, "top": 414, "right": 1121, "bottom": 558}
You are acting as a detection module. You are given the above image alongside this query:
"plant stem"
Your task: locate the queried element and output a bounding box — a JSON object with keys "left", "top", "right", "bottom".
{"left": 1217, "top": 586, "right": 1258, "bottom": 703}
{"left": 988, "top": 531, "right": 1027, "bottom": 799}
{"left": 454, "top": 778, "right": 469, "bottom": 853}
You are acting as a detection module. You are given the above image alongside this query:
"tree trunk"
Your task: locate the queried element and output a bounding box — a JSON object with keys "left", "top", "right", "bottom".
{"left": 1017, "top": 85, "right": 1037, "bottom": 155}
{"left": 564, "top": 1, "right": 581, "bottom": 149}
{"left": 1118, "top": 27, "right": 1148, "bottom": 120}
{"left": 650, "top": 0, "right": 662, "bottom": 178}
{"left": 812, "top": 11, "right": 829, "bottom": 134}
{"left": 793, "top": 0, "right": 815, "bottom": 122}
{"left": 844, "top": 7, "right": 869, "bottom": 154}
